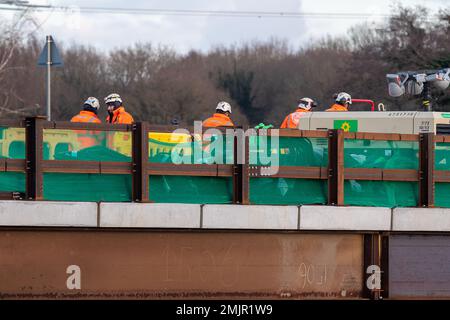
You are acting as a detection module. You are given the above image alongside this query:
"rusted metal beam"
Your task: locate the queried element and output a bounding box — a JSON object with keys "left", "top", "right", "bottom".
{"left": 147, "top": 125, "right": 231, "bottom": 135}
{"left": 41, "top": 160, "right": 131, "bottom": 174}
{"left": 383, "top": 169, "right": 419, "bottom": 182}
{"left": 363, "top": 233, "right": 382, "bottom": 300}
{"left": 345, "top": 168, "right": 419, "bottom": 182}
{"left": 435, "top": 171, "right": 450, "bottom": 183}
{"left": 0, "top": 192, "right": 25, "bottom": 200}
{"left": 275, "top": 129, "right": 328, "bottom": 138}
{"left": 0, "top": 230, "right": 364, "bottom": 299}
{"left": 249, "top": 166, "right": 325, "bottom": 179}
{"left": 147, "top": 163, "right": 233, "bottom": 177}
{"left": 44, "top": 121, "right": 130, "bottom": 132}
{"left": 132, "top": 122, "right": 149, "bottom": 203}
{"left": 380, "top": 235, "right": 389, "bottom": 299}
{"left": 434, "top": 135, "right": 450, "bottom": 143}
{"left": 0, "top": 159, "right": 25, "bottom": 172}
{"left": 25, "top": 117, "right": 45, "bottom": 200}
{"left": 345, "top": 132, "right": 419, "bottom": 142}
{"left": 328, "top": 129, "right": 344, "bottom": 206}
{"left": 0, "top": 120, "right": 25, "bottom": 128}
{"left": 419, "top": 133, "right": 435, "bottom": 207}
{"left": 233, "top": 133, "right": 243, "bottom": 204}
{"left": 242, "top": 134, "right": 250, "bottom": 204}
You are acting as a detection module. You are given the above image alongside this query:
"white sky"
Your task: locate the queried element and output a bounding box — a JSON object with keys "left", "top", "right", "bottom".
{"left": 2, "top": 0, "right": 449, "bottom": 52}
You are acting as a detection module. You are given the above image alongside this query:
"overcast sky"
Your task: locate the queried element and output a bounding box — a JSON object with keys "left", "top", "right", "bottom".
{"left": 2, "top": 0, "right": 449, "bottom": 52}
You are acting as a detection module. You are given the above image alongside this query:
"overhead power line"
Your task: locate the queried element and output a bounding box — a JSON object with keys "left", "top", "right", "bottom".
{"left": 0, "top": 2, "right": 397, "bottom": 20}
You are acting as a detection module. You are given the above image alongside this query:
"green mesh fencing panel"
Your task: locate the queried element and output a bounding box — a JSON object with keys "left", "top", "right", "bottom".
{"left": 435, "top": 142, "right": 450, "bottom": 208}
{"left": 149, "top": 135, "right": 234, "bottom": 165}
{"left": 344, "top": 139, "right": 419, "bottom": 207}
{"left": 250, "top": 178, "right": 327, "bottom": 205}
{"left": 250, "top": 137, "right": 328, "bottom": 205}
{"left": 43, "top": 173, "right": 131, "bottom": 202}
{"left": 0, "top": 127, "right": 25, "bottom": 159}
{"left": 43, "top": 129, "right": 131, "bottom": 161}
{"left": 54, "top": 145, "right": 131, "bottom": 162}
{"left": 149, "top": 176, "right": 232, "bottom": 204}
{"left": 147, "top": 134, "right": 234, "bottom": 204}
{"left": 0, "top": 172, "right": 25, "bottom": 192}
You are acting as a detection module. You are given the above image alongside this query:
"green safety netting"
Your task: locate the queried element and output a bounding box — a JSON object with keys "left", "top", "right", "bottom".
{"left": 344, "top": 139, "right": 419, "bottom": 207}
{"left": 435, "top": 143, "right": 450, "bottom": 208}
{"left": 0, "top": 127, "right": 449, "bottom": 207}
{"left": 249, "top": 137, "right": 328, "bottom": 205}
{"left": 148, "top": 135, "right": 234, "bottom": 203}
{"left": 149, "top": 176, "right": 232, "bottom": 204}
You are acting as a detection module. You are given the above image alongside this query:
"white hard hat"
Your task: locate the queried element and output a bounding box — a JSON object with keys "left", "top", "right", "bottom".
{"left": 84, "top": 97, "right": 100, "bottom": 110}
{"left": 335, "top": 92, "right": 352, "bottom": 105}
{"left": 216, "top": 101, "right": 232, "bottom": 114}
{"left": 104, "top": 93, "right": 123, "bottom": 105}
{"left": 298, "top": 97, "right": 317, "bottom": 111}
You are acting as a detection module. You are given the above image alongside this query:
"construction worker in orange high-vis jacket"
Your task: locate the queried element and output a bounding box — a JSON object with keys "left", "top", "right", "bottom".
{"left": 326, "top": 92, "right": 352, "bottom": 112}
{"left": 281, "top": 97, "right": 317, "bottom": 129}
{"left": 203, "top": 101, "right": 234, "bottom": 127}
{"left": 71, "top": 97, "right": 102, "bottom": 149}
{"left": 105, "top": 93, "right": 134, "bottom": 124}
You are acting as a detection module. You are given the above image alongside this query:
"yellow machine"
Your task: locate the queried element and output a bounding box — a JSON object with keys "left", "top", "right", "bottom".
{"left": 0, "top": 128, "right": 81, "bottom": 159}
{"left": 111, "top": 131, "right": 195, "bottom": 157}
{"left": 0, "top": 127, "right": 195, "bottom": 159}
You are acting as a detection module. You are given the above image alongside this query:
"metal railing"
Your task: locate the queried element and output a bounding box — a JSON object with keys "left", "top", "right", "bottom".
{"left": 0, "top": 117, "right": 444, "bottom": 207}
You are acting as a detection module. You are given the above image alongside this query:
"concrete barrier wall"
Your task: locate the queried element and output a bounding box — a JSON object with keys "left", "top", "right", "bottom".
{"left": 100, "top": 203, "right": 201, "bottom": 229}
{"left": 392, "top": 208, "right": 450, "bottom": 232}
{"left": 2, "top": 201, "right": 450, "bottom": 232}
{"left": 202, "top": 205, "right": 298, "bottom": 230}
{"left": 300, "top": 206, "right": 391, "bottom": 231}
{"left": 0, "top": 201, "right": 97, "bottom": 227}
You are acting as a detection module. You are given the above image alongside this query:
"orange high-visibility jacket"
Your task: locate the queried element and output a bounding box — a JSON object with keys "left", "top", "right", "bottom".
{"left": 325, "top": 104, "right": 348, "bottom": 112}
{"left": 71, "top": 110, "right": 101, "bottom": 124}
{"left": 70, "top": 110, "right": 102, "bottom": 149}
{"left": 280, "top": 108, "right": 309, "bottom": 129}
{"left": 106, "top": 107, "right": 134, "bottom": 124}
{"left": 202, "top": 113, "right": 234, "bottom": 127}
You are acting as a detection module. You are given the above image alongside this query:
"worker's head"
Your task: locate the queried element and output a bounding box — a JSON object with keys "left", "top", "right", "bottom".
{"left": 335, "top": 92, "right": 352, "bottom": 107}
{"left": 297, "top": 97, "right": 317, "bottom": 111}
{"left": 83, "top": 97, "right": 100, "bottom": 114}
{"left": 104, "top": 93, "right": 123, "bottom": 113}
{"left": 215, "top": 101, "right": 232, "bottom": 117}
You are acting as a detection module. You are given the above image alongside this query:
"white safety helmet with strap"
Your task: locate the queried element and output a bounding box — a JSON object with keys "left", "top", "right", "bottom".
{"left": 335, "top": 92, "right": 352, "bottom": 105}
{"left": 297, "top": 97, "right": 317, "bottom": 111}
{"left": 83, "top": 97, "right": 100, "bottom": 110}
{"left": 216, "top": 101, "right": 232, "bottom": 114}
{"left": 104, "top": 93, "right": 123, "bottom": 111}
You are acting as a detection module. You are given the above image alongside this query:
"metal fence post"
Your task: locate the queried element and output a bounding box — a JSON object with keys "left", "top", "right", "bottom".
{"left": 328, "top": 129, "right": 344, "bottom": 206}
{"left": 242, "top": 132, "right": 250, "bottom": 205}
{"left": 419, "top": 132, "right": 435, "bottom": 207}
{"left": 132, "top": 122, "right": 149, "bottom": 202}
{"left": 363, "top": 233, "right": 384, "bottom": 300}
{"left": 233, "top": 130, "right": 243, "bottom": 204}
{"left": 25, "top": 116, "right": 45, "bottom": 200}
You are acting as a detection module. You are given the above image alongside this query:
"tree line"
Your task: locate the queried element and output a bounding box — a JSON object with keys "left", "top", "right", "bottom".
{"left": 1, "top": 5, "right": 450, "bottom": 126}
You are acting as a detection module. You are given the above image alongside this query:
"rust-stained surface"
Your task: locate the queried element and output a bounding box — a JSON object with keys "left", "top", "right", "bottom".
{"left": 0, "top": 230, "right": 363, "bottom": 299}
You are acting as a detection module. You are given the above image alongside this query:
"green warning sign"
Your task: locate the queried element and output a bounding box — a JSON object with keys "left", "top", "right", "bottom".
{"left": 333, "top": 120, "right": 358, "bottom": 132}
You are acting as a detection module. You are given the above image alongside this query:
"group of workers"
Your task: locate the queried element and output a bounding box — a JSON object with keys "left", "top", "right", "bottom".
{"left": 71, "top": 93, "right": 134, "bottom": 125}
{"left": 71, "top": 91, "right": 353, "bottom": 130}
{"left": 201, "top": 91, "right": 353, "bottom": 129}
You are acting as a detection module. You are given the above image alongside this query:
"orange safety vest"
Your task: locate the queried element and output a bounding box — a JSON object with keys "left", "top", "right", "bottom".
{"left": 202, "top": 113, "right": 234, "bottom": 127}
{"left": 70, "top": 110, "right": 102, "bottom": 149}
{"left": 325, "top": 104, "right": 348, "bottom": 112}
{"left": 106, "top": 106, "right": 134, "bottom": 124}
{"left": 280, "top": 108, "right": 309, "bottom": 129}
